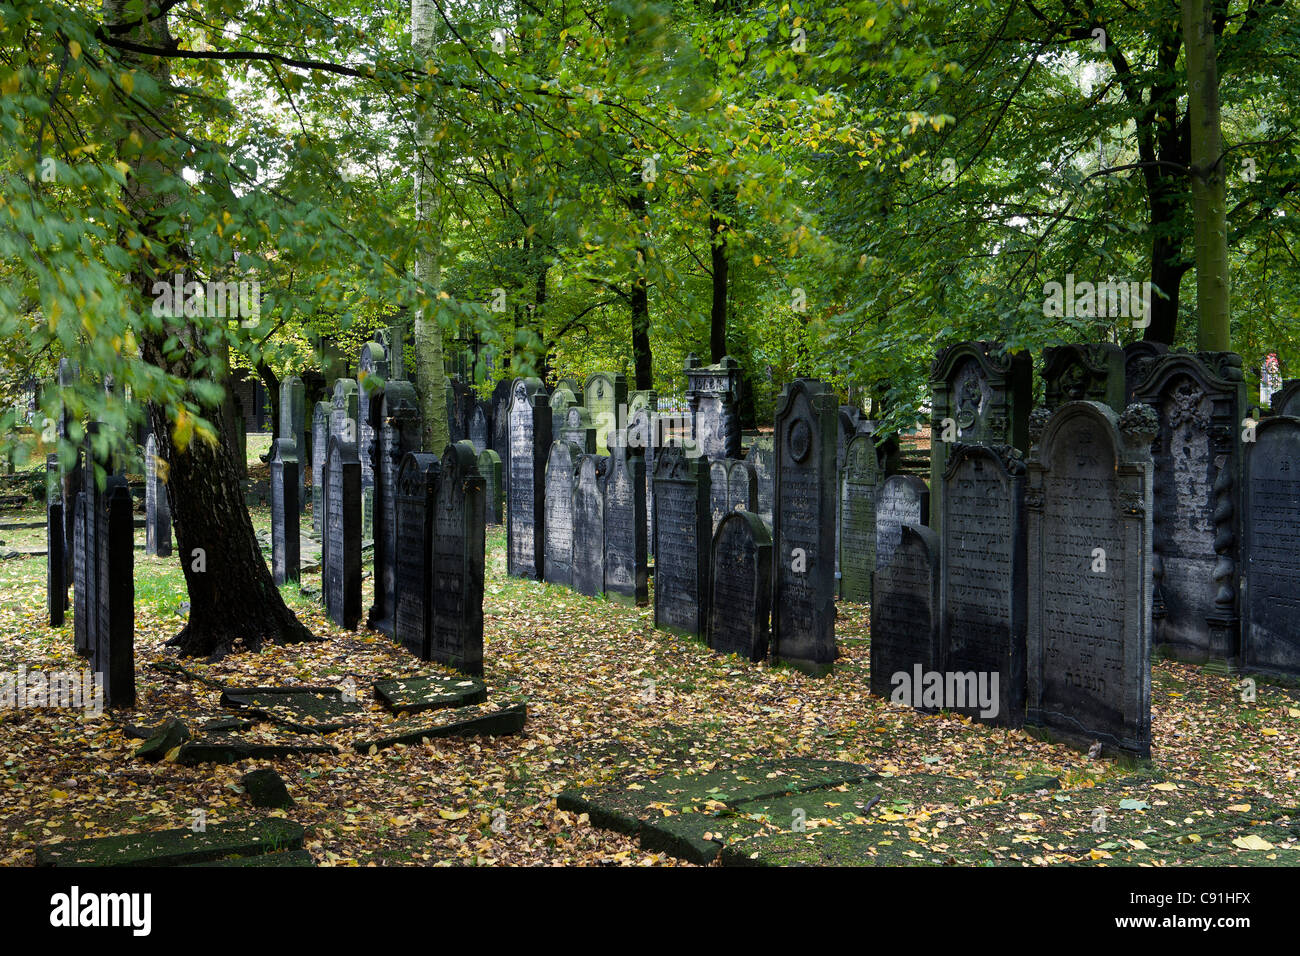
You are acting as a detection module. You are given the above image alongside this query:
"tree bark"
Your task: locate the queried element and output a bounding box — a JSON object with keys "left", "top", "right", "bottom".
{"left": 628, "top": 179, "right": 653, "bottom": 390}
{"left": 258, "top": 361, "right": 281, "bottom": 447}
{"left": 709, "top": 208, "right": 729, "bottom": 362}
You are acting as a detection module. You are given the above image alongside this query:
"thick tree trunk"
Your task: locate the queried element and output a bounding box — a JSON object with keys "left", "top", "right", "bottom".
{"left": 258, "top": 361, "right": 281, "bottom": 447}
{"left": 628, "top": 182, "right": 653, "bottom": 390}
{"left": 106, "top": 0, "right": 315, "bottom": 658}
{"left": 1183, "top": 0, "right": 1232, "bottom": 350}
{"left": 709, "top": 209, "right": 729, "bottom": 362}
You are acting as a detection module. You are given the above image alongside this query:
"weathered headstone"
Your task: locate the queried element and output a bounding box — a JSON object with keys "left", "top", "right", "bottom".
{"left": 771, "top": 379, "right": 838, "bottom": 676}
{"left": 490, "top": 378, "right": 513, "bottom": 464}
{"left": 583, "top": 372, "right": 627, "bottom": 456}
{"left": 394, "top": 452, "right": 439, "bottom": 659}
{"left": 1042, "top": 343, "right": 1125, "bottom": 413}
{"left": 549, "top": 387, "right": 579, "bottom": 442}
{"left": 707, "top": 511, "right": 772, "bottom": 662}
{"left": 46, "top": 456, "right": 65, "bottom": 627}
{"left": 478, "top": 449, "right": 503, "bottom": 525}
{"left": 1025, "top": 401, "right": 1156, "bottom": 758}
{"left": 560, "top": 405, "right": 597, "bottom": 453}
{"left": 835, "top": 407, "right": 870, "bottom": 589}
{"left": 543, "top": 441, "right": 581, "bottom": 588}
{"left": 73, "top": 493, "right": 89, "bottom": 654}
{"left": 941, "top": 444, "right": 1027, "bottom": 725}
{"left": 74, "top": 424, "right": 108, "bottom": 658}
{"left": 709, "top": 458, "right": 758, "bottom": 533}
{"left": 144, "top": 433, "right": 171, "bottom": 556}
{"left": 929, "top": 342, "right": 1032, "bottom": 543}
{"left": 357, "top": 343, "right": 388, "bottom": 538}
{"left": 573, "top": 454, "right": 609, "bottom": 598}
{"left": 330, "top": 379, "right": 359, "bottom": 447}
{"left": 1122, "top": 341, "right": 1168, "bottom": 405}
{"left": 652, "top": 447, "right": 711, "bottom": 636}
{"left": 870, "top": 524, "right": 941, "bottom": 702}
{"left": 506, "top": 378, "right": 551, "bottom": 579}
{"left": 875, "top": 475, "right": 930, "bottom": 572}
{"left": 97, "top": 481, "right": 135, "bottom": 709}
{"left": 1132, "top": 351, "right": 1246, "bottom": 666}
{"left": 1271, "top": 380, "right": 1300, "bottom": 418}
{"left": 1242, "top": 415, "right": 1300, "bottom": 675}
{"left": 839, "top": 433, "right": 879, "bottom": 603}
{"left": 367, "top": 381, "right": 421, "bottom": 636}
{"left": 431, "top": 442, "right": 486, "bottom": 676}
{"left": 270, "top": 437, "right": 300, "bottom": 586}
{"left": 747, "top": 436, "right": 775, "bottom": 528}
{"left": 627, "top": 403, "right": 656, "bottom": 557}
{"left": 604, "top": 444, "right": 647, "bottom": 606}
{"left": 311, "top": 401, "right": 328, "bottom": 535}
{"left": 323, "top": 435, "right": 362, "bottom": 630}
{"left": 469, "top": 401, "right": 490, "bottom": 454}
{"left": 685, "top": 355, "right": 742, "bottom": 460}
{"left": 281, "top": 376, "right": 307, "bottom": 513}
{"left": 709, "top": 459, "right": 731, "bottom": 533}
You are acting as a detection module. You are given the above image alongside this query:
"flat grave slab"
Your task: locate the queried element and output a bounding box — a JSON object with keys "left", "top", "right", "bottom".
{"left": 220, "top": 686, "right": 363, "bottom": 733}
{"left": 373, "top": 675, "right": 488, "bottom": 715}
{"left": 353, "top": 703, "right": 527, "bottom": 753}
{"left": 35, "top": 818, "right": 305, "bottom": 867}
{"left": 187, "top": 849, "right": 315, "bottom": 867}
{"left": 177, "top": 728, "right": 339, "bottom": 765}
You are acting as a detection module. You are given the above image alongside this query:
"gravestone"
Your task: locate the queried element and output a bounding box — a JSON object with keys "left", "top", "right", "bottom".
{"left": 929, "top": 342, "right": 1032, "bottom": 543}
{"left": 1041, "top": 343, "right": 1125, "bottom": 413}
{"left": 97, "top": 481, "right": 135, "bottom": 709}
{"left": 330, "top": 379, "right": 359, "bottom": 447}
{"left": 46, "top": 456, "right": 65, "bottom": 627}
{"left": 549, "top": 387, "right": 579, "bottom": 443}
{"left": 1271, "top": 380, "right": 1300, "bottom": 418}
{"left": 367, "top": 381, "right": 421, "bottom": 636}
{"left": 940, "top": 444, "right": 1027, "bottom": 725}
{"left": 270, "top": 437, "right": 300, "bottom": 586}
{"left": 478, "top": 450, "right": 503, "bottom": 525}
{"left": 839, "top": 433, "right": 880, "bottom": 603}
{"left": 573, "top": 454, "right": 609, "bottom": 598}
{"left": 144, "top": 433, "right": 171, "bottom": 556}
{"left": 1132, "top": 351, "right": 1246, "bottom": 666}
{"left": 1242, "top": 416, "right": 1300, "bottom": 675}
{"left": 771, "top": 379, "right": 839, "bottom": 676}
{"left": 710, "top": 458, "right": 758, "bottom": 533}
{"left": 708, "top": 511, "right": 773, "bottom": 662}
{"left": 835, "top": 407, "right": 870, "bottom": 590}
{"left": 73, "top": 494, "right": 88, "bottom": 654}
{"left": 652, "top": 447, "right": 711, "bottom": 636}
{"left": 394, "top": 452, "right": 439, "bottom": 659}
{"left": 430, "top": 442, "right": 486, "bottom": 676}
{"left": 583, "top": 372, "right": 627, "bottom": 456}
{"left": 710, "top": 459, "right": 731, "bottom": 533}
{"left": 74, "top": 424, "right": 109, "bottom": 658}
{"left": 685, "top": 355, "right": 742, "bottom": 460}
{"left": 57, "top": 358, "right": 80, "bottom": 586}
{"left": 870, "top": 525, "right": 942, "bottom": 703}
{"left": 357, "top": 343, "right": 389, "bottom": 538}
{"left": 323, "top": 435, "right": 362, "bottom": 630}
{"left": 747, "top": 436, "right": 775, "bottom": 528}
{"left": 506, "top": 378, "right": 551, "bottom": 579}
{"left": 604, "top": 444, "right": 648, "bottom": 606}
{"left": 543, "top": 441, "right": 581, "bottom": 588}
{"left": 557, "top": 376, "right": 584, "bottom": 400}
{"left": 1025, "top": 401, "right": 1156, "bottom": 758}
{"left": 311, "top": 402, "right": 328, "bottom": 534}
{"left": 490, "top": 378, "right": 513, "bottom": 464}
{"left": 875, "top": 475, "right": 930, "bottom": 572}
{"left": 447, "top": 379, "right": 475, "bottom": 444}
{"left": 469, "top": 401, "right": 489, "bottom": 454}
{"left": 1122, "top": 341, "right": 1169, "bottom": 405}
{"left": 281, "top": 376, "right": 307, "bottom": 513}
{"left": 560, "top": 405, "right": 597, "bottom": 453}
{"left": 627, "top": 404, "right": 657, "bottom": 557}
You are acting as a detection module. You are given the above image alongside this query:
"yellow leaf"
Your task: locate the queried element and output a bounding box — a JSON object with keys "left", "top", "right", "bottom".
{"left": 1287, "top": 708, "right": 1300, "bottom": 718}
{"left": 1089, "top": 848, "right": 1112, "bottom": 860}
{"left": 1232, "top": 834, "right": 1274, "bottom": 851}
{"left": 1227, "top": 804, "right": 1251, "bottom": 812}
{"left": 1153, "top": 783, "right": 1177, "bottom": 791}
{"left": 120, "top": 71, "right": 134, "bottom": 95}
{"left": 1262, "top": 728, "right": 1278, "bottom": 736}
{"left": 69, "top": 41, "right": 81, "bottom": 60}
{"left": 1128, "top": 839, "right": 1149, "bottom": 850}
{"left": 439, "top": 809, "right": 469, "bottom": 820}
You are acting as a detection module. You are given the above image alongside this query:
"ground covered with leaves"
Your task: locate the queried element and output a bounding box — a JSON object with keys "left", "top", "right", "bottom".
{"left": 1, "top": 494, "right": 1298, "bottom": 866}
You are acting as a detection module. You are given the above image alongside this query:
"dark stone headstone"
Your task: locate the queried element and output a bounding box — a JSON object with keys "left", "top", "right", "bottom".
{"left": 281, "top": 376, "right": 307, "bottom": 514}
{"left": 708, "top": 510, "right": 772, "bottom": 662}
{"left": 430, "top": 442, "right": 485, "bottom": 675}
{"left": 875, "top": 475, "right": 929, "bottom": 572}
{"left": 543, "top": 440, "right": 581, "bottom": 588}
{"left": 747, "top": 436, "right": 775, "bottom": 528}
{"left": 97, "top": 481, "right": 135, "bottom": 709}
{"left": 270, "top": 437, "right": 300, "bottom": 586}
{"left": 358, "top": 343, "right": 388, "bottom": 539}
{"left": 1271, "top": 380, "right": 1300, "bottom": 417}
{"left": 73, "top": 492, "right": 88, "bottom": 653}
{"left": 604, "top": 445, "right": 648, "bottom": 606}
{"left": 46, "top": 456, "right": 65, "bottom": 627}
{"left": 709, "top": 459, "right": 731, "bottom": 533}
{"left": 1132, "top": 351, "right": 1246, "bottom": 666}
{"left": 573, "top": 453, "right": 609, "bottom": 598}
{"left": 74, "top": 424, "right": 109, "bottom": 659}
{"left": 1042, "top": 343, "right": 1125, "bottom": 413}
{"left": 771, "top": 379, "right": 838, "bottom": 676}
{"left": 478, "top": 449, "right": 503, "bottom": 525}
{"left": 870, "top": 524, "right": 941, "bottom": 702}
{"left": 839, "top": 433, "right": 879, "bottom": 603}
{"left": 144, "top": 433, "right": 171, "bottom": 556}
{"left": 929, "top": 342, "right": 1032, "bottom": 542}
{"left": 311, "top": 402, "right": 328, "bottom": 535}
{"left": 469, "top": 401, "right": 489, "bottom": 454}
{"left": 584, "top": 372, "right": 627, "bottom": 456}
{"left": 506, "top": 378, "right": 551, "bottom": 579}
{"left": 367, "top": 381, "right": 421, "bottom": 636}
{"left": 652, "top": 447, "right": 711, "bottom": 636}
{"left": 447, "top": 379, "right": 475, "bottom": 444}
{"left": 726, "top": 459, "right": 758, "bottom": 516}
{"left": 394, "top": 452, "right": 439, "bottom": 659}
{"left": 1122, "top": 341, "right": 1169, "bottom": 405}
{"left": 1242, "top": 415, "right": 1300, "bottom": 675}
{"left": 1025, "top": 401, "right": 1156, "bottom": 758}
{"left": 323, "top": 435, "right": 362, "bottom": 630}
{"left": 490, "top": 378, "right": 513, "bottom": 463}
{"left": 685, "top": 355, "right": 741, "bottom": 460}
{"left": 940, "top": 444, "right": 1027, "bottom": 725}
{"left": 330, "top": 379, "right": 359, "bottom": 446}
{"left": 627, "top": 404, "right": 656, "bottom": 557}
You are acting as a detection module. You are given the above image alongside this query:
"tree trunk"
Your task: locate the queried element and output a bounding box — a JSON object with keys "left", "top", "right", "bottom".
{"left": 412, "top": 0, "right": 451, "bottom": 452}
{"left": 105, "top": 0, "right": 315, "bottom": 658}
{"left": 258, "top": 361, "right": 281, "bottom": 447}
{"left": 709, "top": 209, "right": 729, "bottom": 362}
{"left": 1183, "top": 0, "right": 1232, "bottom": 350}
{"left": 628, "top": 180, "right": 653, "bottom": 390}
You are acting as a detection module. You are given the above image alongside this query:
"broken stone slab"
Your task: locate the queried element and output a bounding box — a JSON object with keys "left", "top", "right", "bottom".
{"left": 241, "top": 768, "right": 295, "bottom": 809}
{"left": 177, "top": 733, "right": 338, "bottom": 766}
{"left": 220, "top": 686, "right": 362, "bottom": 733}
{"left": 373, "top": 675, "right": 488, "bottom": 715}
{"left": 133, "top": 717, "right": 191, "bottom": 762}
{"left": 186, "top": 848, "right": 315, "bottom": 867}
{"left": 35, "top": 818, "right": 305, "bottom": 867}
{"left": 353, "top": 703, "right": 526, "bottom": 754}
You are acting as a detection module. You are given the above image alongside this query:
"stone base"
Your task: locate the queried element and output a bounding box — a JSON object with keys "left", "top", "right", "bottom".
{"left": 773, "top": 657, "right": 834, "bottom": 678}
{"left": 1022, "top": 721, "right": 1149, "bottom": 764}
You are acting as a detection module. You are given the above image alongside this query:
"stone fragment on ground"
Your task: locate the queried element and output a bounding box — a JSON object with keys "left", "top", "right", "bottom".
{"left": 353, "top": 702, "right": 526, "bottom": 753}
{"left": 373, "top": 675, "right": 488, "bottom": 714}
{"left": 35, "top": 818, "right": 305, "bottom": 867}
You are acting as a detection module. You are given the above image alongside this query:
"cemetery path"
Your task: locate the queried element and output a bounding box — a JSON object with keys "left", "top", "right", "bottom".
{"left": 1, "top": 513, "right": 1298, "bottom": 866}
